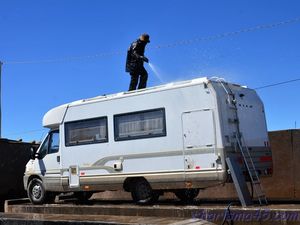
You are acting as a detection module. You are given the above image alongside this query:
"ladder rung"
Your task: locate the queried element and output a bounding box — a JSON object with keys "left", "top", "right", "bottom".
{"left": 249, "top": 172, "right": 258, "bottom": 178}
{"left": 256, "top": 193, "right": 266, "bottom": 198}
{"left": 252, "top": 181, "right": 261, "bottom": 185}
{"left": 249, "top": 172, "right": 259, "bottom": 176}
{"left": 251, "top": 180, "right": 260, "bottom": 184}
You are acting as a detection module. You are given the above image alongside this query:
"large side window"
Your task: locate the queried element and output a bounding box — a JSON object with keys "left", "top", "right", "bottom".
{"left": 114, "top": 108, "right": 166, "bottom": 141}
{"left": 65, "top": 117, "right": 108, "bottom": 146}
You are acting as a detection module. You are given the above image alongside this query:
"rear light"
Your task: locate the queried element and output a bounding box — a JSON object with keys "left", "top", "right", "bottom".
{"left": 260, "top": 156, "right": 272, "bottom": 162}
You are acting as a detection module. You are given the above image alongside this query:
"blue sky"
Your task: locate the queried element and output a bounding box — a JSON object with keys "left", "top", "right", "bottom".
{"left": 1, "top": 0, "right": 300, "bottom": 141}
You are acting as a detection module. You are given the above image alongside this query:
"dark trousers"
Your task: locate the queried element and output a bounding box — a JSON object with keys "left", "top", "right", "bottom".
{"left": 128, "top": 67, "right": 148, "bottom": 91}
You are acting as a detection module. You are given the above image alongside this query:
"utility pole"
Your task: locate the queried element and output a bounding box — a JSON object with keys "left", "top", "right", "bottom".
{"left": 0, "top": 61, "right": 2, "bottom": 138}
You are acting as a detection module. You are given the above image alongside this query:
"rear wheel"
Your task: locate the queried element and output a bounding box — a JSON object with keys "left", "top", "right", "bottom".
{"left": 74, "top": 192, "right": 93, "bottom": 203}
{"left": 131, "top": 179, "right": 158, "bottom": 204}
{"left": 175, "top": 188, "right": 199, "bottom": 202}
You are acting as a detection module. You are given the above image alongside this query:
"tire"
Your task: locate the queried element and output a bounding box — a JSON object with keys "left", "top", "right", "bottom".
{"left": 175, "top": 188, "right": 199, "bottom": 202}
{"left": 131, "top": 179, "right": 157, "bottom": 204}
{"left": 74, "top": 192, "right": 93, "bottom": 203}
{"left": 152, "top": 191, "right": 160, "bottom": 203}
{"left": 27, "top": 178, "right": 47, "bottom": 205}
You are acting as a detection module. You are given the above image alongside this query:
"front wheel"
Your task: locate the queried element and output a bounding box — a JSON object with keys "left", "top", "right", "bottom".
{"left": 175, "top": 188, "right": 199, "bottom": 202}
{"left": 27, "top": 178, "right": 47, "bottom": 204}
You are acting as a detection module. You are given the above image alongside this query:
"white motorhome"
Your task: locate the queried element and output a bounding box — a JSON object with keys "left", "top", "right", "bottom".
{"left": 24, "top": 77, "right": 272, "bottom": 204}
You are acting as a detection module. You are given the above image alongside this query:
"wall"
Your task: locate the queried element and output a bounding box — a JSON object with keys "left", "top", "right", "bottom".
{"left": 199, "top": 129, "right": 299, "bottom": 200}
{"left": 0, "top": 139, "right": 37, "bottom": 200}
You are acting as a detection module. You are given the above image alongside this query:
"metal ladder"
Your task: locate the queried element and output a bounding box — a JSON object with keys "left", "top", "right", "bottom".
{"left": 216, "top": 78, "right": 267, "bottom": 205}
{"left": 235, "top": 133, "right": 268, "bottom": 205}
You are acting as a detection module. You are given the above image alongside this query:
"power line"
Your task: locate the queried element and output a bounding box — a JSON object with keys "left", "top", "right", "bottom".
{"left": 153, "top": 16, "right": 300, "bottom": 49}
{"left": 3, "top": 16, "right": 300, "bottom": 65}
{"left": 4, "top": 128, "right": 46, "bottom": 136}
{"left": 3, "top": 51, "right": 123, "bottom": 65}
{"left": 254, "top": 78, "right": 300, "bottom": 90}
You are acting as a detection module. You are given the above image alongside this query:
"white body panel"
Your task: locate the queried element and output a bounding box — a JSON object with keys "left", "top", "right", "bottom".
{"left": 24, "top": 77, "right": 272, "bottom": 193}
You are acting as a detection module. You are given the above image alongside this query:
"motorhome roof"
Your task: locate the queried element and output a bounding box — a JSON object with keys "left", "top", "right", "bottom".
{"left": 42, "top": 77, "right": 244, "bottom": 128}
{"left": 68, "top": 77, "right": 209, "bottom": 106}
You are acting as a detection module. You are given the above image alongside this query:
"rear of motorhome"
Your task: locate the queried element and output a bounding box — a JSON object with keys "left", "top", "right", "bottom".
{"left": 24, "top": 77, "right": 272, "bottom": 204}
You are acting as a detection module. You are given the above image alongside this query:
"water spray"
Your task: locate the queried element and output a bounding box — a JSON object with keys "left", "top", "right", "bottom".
{"left": 148, "top": 62, "right": 164, "bottom": 83}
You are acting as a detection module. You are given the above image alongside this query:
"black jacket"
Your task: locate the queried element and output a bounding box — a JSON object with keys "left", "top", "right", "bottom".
{"left": 126, "top": 39, "right": 147, "bottom": 73}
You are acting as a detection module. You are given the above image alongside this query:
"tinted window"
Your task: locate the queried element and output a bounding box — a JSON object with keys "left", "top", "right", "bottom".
{"left": 65, "top": 117, "right": 108, "bottom": 146}
{"left": 114, "top": 108, "right": 166, "bottom": 141}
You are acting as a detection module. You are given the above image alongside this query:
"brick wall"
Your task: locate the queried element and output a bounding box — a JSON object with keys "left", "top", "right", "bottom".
{"left": 198, "top": 130, "right": 298, "bottom": 200}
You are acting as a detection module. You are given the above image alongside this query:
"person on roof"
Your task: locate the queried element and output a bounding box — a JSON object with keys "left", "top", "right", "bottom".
{"left": 126, "top": 33, "right": 150, "bottom": 91}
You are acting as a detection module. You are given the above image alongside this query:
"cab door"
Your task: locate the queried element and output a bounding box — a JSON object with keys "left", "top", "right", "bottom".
{"left": 36, "top": 130, "right": 61, "bottom": 190}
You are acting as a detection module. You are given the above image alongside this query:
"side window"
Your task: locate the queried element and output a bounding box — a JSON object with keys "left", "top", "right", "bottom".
{"left": 114, "top": 108, "right": 166, "bottom": 141}
{"left": 49, "top": 131, "right": 59, "bottom": 154}
{"left": 65, "top": 117, "right": 108, "bottom": 146}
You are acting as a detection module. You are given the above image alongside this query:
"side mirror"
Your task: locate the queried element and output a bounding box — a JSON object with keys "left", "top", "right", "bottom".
{"left": 30, "top": 147, "right": 38, "bottom": 160}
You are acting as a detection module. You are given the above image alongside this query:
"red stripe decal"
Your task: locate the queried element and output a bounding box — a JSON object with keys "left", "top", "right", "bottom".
{"left": 260, "top": 156, "right": 272, "bottom": 162}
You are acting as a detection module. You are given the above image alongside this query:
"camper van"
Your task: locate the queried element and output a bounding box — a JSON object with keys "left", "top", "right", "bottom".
{"left": 24, "top": 77, "right": 272, "bottom": 204}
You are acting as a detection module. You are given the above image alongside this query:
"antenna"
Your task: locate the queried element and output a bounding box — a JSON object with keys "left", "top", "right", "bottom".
{"left": 0, "top": 61, "right": 3, "bottom": 138}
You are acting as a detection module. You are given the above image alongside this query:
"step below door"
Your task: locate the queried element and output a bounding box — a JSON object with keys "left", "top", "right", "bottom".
{"left": 69, "top": 165, "right": 80, "bottom": 188}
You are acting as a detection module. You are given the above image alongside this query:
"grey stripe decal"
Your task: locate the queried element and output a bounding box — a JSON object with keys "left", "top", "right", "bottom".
{"left": 57, "top": 148, "right": 218, "bottom": 174}
{"left": 92, "top": 148, "right": 216, "bottom": 166}
{"left": 92, "top": 150, "right": 183, "bottom": 166}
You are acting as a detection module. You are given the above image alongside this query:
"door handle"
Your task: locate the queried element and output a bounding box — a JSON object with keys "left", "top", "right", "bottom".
{"left": 57, "top": 156, "right": 60, "bottom": 163}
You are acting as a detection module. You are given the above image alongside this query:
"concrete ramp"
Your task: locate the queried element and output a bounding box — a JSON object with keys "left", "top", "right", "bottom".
{"left": 0, "top": 212, "right": 216, "bottom": 225}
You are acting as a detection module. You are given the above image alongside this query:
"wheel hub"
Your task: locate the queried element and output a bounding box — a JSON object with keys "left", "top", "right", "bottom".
{"left": 32, "top": 184, "right": 42, "bottom": 199}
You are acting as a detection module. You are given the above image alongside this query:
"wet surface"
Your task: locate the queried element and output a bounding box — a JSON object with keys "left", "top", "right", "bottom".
{"left": 53, "top": 198, "right": 300, "bottom": 210}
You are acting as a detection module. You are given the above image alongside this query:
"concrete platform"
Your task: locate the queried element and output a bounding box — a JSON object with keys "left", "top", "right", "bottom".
{"left": 0, "top": 212, "right": 215, "bottom": 225}
{"left": 2, "top": 199, "right": 218, "bottom": 225}
{"left": 3, "top": 199, "right": 300, "bottom": 225}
